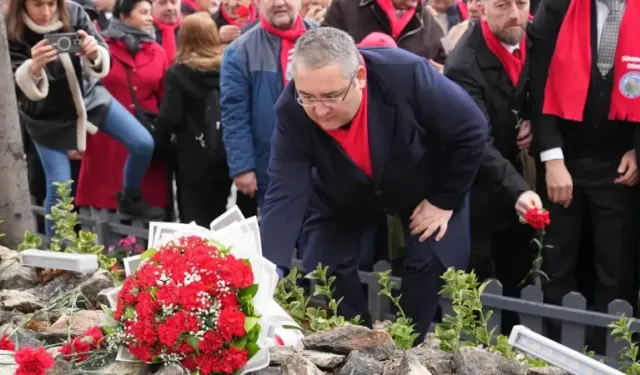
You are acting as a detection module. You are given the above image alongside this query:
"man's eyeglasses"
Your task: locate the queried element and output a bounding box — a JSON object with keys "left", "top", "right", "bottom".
{"left": 295, "top": 73, "right": 356, "bottom": 107}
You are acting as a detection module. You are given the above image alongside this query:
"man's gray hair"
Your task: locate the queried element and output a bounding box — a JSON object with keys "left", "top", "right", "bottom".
{"left": 292, "top": 27, "right": 361, "bottom": 79}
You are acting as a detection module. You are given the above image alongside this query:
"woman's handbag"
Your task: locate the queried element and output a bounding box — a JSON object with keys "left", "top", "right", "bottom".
{"left": 123, "top": 66, "right": 174, "bottom": 156}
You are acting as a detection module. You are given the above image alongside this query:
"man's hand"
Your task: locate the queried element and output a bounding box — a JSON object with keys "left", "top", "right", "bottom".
{"left": 515, "top": 190, "right": 542, "bottom": 217}
{"left": 219, "top": 25, "right": 242, "bottom": 43}
{"left": 304, "top": 5, "right": 326, "bottom": 22}
{"left": 516, "top": 120, "right": 533, "bottom": 150}
{"left": 67, "top": 150, "right": 84, "bottom": 160}
{"left": 409, "top": 199, "right": 453, "bottom": 242}
{"left": 614, "top": 149, "right": 639, "bottom": 186}
{"left": 545, "top": 159, "right": 573, "bottom": 207}
{"left": 234, "top": 171, "right": 257, "bottom": 198}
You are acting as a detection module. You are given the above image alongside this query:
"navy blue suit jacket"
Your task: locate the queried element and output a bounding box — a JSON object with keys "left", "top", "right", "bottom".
{"left": 260, "top": 47, "right": 488, "bottom": 270}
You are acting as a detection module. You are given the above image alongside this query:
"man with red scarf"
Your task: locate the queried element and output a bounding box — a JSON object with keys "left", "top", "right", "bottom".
{"left": 213, "top": 0, "right": 259, "bottom": 42}
{"left": 220, "top": 0, "right": 318, "bottom": 216}
{"left": 260, "top": 27, "right": 487, "bottom": 341}
{"left": 529, "top": 0, "right": 640, "bottom": 339}
{"left": 152, "top": 0, "right": 182, "bottom": 62}
{"left": 322, "top": 0, "right": 447, "bottom": 66}
{"left": 444, "top": 0, "right": 541, "bottom": 334}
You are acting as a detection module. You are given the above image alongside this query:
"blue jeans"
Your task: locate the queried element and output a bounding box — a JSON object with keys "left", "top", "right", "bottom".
{"left": 34, "top": 99, "right": 155, "bottom": 238}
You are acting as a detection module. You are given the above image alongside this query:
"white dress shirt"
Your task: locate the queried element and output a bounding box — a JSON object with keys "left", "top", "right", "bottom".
{"left": 540, "top": 0, "right": 626, "bottom": 162}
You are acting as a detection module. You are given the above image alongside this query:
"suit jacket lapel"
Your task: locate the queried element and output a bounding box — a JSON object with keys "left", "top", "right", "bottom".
{"left": 366, "top": 75, "right": 396, "bottom": 187}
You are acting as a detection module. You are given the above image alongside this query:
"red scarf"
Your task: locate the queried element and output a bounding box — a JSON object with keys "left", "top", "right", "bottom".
{"left": 376, "top": 0, "right": 416, "bottom": 40}
{"left": 457, "top": 0, "right": 469, "bottom": 20}
{"left": 220, "top": 4, "right": 257, "bottom": 27}
{"left": 325, "top": 73, "right": 372, "bottom": 178}
{"left": 543, "top": 0, "right": 640, "bottom": 123}
{"left": 260, "top": 14, "right": 307, "bottom": 85}
{"left": 153, "top": 15, "right": 181, "bottom": 62}
{"left": 480, "top": 20, "right": 526, "bottom": 86}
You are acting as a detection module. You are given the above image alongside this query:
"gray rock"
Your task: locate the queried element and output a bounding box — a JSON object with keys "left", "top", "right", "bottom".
{"left": 0, "top": 289, "right": 44, "bottom": 313}
{"left": 153, "top": 363, "right": 190, "bottom": 375}
{"left": 46, "top": 359, "right": 73, "bottom": 375}
{"left": 76, "top": 270, "right": 114, "bottom": 307}
{"left": 0, "top": 250, "right": 38, "bottom": 290}
{"left": 249, "top": 367, "right": 282, "bottom": 375}
{"left": 92, "top": 360, "right": 152, "bottom": 374}
{"left": 303, "top": 325, "right": 397, "bottom": 360}
{"left": 269, "top": 345, "right": 300, "bottom": 365}
{"left": 0, "top": 325, "right": 44, "bottom": 349}
{"left": 525, "top": 367, "right": 571, "bottom": 375}
{"left": 395, "top": 351, "right": 433, "bottom": 375}
{"left": 453, "top": 346, "right": 526, "bottom": 375}
{"left": 0, "top": 309, "right": 26, "bottom": 326}
{"left": 26, "top": 272, "right": 88, "bottom": 302}
{"left": 383, "top": 347, "right": 453, "bottom": 375}
{"left": 302, "top": 350, "right": 345, "bottom": 369}
{"left": 339, "top": 351, "right": 384, "bottom": 375}
{"left": 282, "top": 355, "right": 324, "bottom": 375}
{"left": 38, "top": 310, "right": 107, "bottom": 344}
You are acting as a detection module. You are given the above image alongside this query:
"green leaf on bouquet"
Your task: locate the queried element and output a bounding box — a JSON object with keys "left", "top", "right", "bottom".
{"left": 140, "top": 248, "right": 157, "bottom": 261}
{"left": 100, "top": 303, "right": 114, "bottom": 318}
{"left": 244, "top": 317, "right": 259, "bottom": 332}
{"left": 187, "top": 334, "right": 200, "bottom": 351}
{"left": 247, "top": 322, "right": 261, "bottom": 342}
{"left": 246, "top": 342, "right": 260, "bottom": 358}
{"left": 232, "top": 336, "right": 248, "bottom": 349}
{"left": 239, "top": 284, "right": 259, "bottom": 301}
{"left": 150, "top": 287, "right": 158, "bottom": 299}
{"left": 123, "top": 307, "right": 135, "bottom": 320}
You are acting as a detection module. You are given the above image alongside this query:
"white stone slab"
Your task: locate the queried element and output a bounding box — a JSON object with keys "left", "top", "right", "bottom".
{"left": 123, "top": 255, "right": 143, "bottom": 277}
{"left": 210, "top": 205, "right": 245, "bottom": 232}
{"left": 508, "top": 325, "right": 623, "bottom": 375}
{"left": 19, "top": 249, "right": 98, "bottom": 273}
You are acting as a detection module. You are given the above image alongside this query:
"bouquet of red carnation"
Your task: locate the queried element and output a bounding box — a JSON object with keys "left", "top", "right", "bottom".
{"left": 106, "top": 236, "right": 261, "bottom": 375}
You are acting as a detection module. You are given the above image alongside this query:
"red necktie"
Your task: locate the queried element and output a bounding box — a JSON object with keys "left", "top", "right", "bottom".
{"left": 513, "top": 48, "right": 521, "bottom": 59}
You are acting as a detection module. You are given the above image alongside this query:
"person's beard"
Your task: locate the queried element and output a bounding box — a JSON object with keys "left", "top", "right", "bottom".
{"left": 497, "top": 25, "right": 525, "bottom": 45}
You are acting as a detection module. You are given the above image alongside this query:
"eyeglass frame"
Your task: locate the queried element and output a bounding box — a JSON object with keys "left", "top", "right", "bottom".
{"left": 295, "top": 70, "right": 358, "bottom": 107}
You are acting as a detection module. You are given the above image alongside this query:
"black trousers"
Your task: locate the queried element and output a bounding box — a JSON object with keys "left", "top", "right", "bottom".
{"left": 468, "top": 222, "right": 533, "bottom": 333}
{"left": 539, "top": 182, "right": 638, "bottom": 313}
{"left": 177, "top": 162, "right": 257, "bottom": 228}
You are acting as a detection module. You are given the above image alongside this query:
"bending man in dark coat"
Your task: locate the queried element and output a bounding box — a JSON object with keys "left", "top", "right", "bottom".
{"left": 260, "top": 27, "right": 488, "bottom": 341}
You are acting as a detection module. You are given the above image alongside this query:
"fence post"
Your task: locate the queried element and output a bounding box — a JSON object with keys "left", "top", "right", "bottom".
{"left": 368, "top": 261, "right": 390, "bottom": 323}
{"left": 483, "top": 279, "right": 503, "bottom": 336}
{"left": 519, "top": 285, "right": 544, "bottom": 334}
{"left": 606, "top": 299, "right": 633, "bottom": 358}
{"left": 95, "top": 220, "right": 110, "bottom": 246}
{"left": 560, "top": 292, "right": 587, "bottom": 351}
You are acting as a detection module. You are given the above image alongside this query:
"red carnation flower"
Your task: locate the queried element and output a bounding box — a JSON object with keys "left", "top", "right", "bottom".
{"left": 14, "top": 346, "right": 55, "bottom": 375}
{"left": 82, "top": 327, "right": 104, "bottom": 349}
{"left": 0, "top": 334, "right": 15, "bottom": 351}
{"left": 524, "top": 208, "right": 551, "bottom": 230}
{"left": 217, "top": 308, "right": 246, "bottom": 341}
{"left": 60, "top": 337, "right": 91, "bottom": 362}
{"left": 235, "top": 5, "right": 249, "bottom": 18}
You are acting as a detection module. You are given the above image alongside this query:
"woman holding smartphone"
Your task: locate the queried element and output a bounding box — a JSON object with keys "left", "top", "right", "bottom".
{"left": 6, "top": 0, "right": 165, "bottom": 238}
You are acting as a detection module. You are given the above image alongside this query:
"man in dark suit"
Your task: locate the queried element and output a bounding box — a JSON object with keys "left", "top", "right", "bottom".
{"left": 260, "top": 27, "right": 488, "bottom": 341}
{"left": 444, "top": 0, "right": 541, "bottom": 333}
{"left": 529, "top": 0, "right": 640, "bottom": 334}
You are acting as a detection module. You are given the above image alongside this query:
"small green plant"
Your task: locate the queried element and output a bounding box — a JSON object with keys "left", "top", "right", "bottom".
{"left": 17, "top": 231, "right": 42, "bottom": 251}
{"left": 0, "top": 217, "right": 5, "bottom": 241}
{"left": 609, "top": 314, "right": 640, "bottom": 374}
{"left": 376, "top": 270, "right": 419, "bottom": 349}
{"left": 275, "top": 264, "right": 360, "bottom": 334}
{"left": 434, "top": 268, "right": 545, "bottom": 366}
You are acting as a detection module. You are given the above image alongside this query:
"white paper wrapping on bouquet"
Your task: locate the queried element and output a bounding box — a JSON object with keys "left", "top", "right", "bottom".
{"left": 114, "top": 207, "right": 304, "bottom": 373}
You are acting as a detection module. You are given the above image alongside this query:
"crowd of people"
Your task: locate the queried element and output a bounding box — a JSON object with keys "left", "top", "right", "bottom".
{"left": 6, "top": 0, "right": 639, "bottom": 350}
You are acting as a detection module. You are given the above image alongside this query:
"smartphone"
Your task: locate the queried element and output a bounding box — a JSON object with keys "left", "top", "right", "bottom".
{"left": 44, "top": 32, "right": 83, "bottom": 54}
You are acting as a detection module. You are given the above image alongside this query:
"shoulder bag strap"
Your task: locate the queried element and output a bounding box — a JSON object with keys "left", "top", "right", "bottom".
{"left": 122, "top": 64, "right": 143, "bottom": 116}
